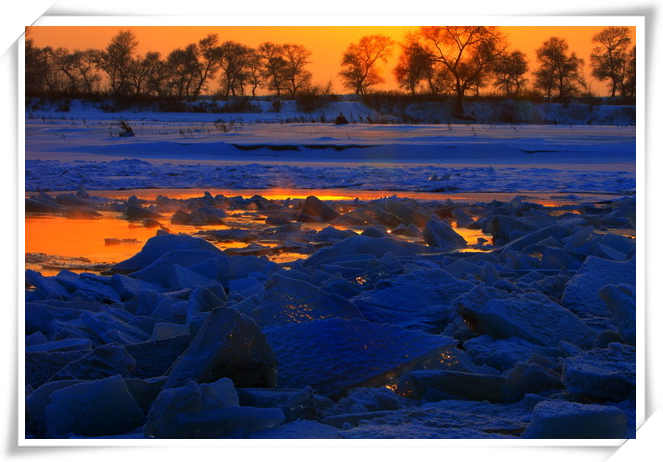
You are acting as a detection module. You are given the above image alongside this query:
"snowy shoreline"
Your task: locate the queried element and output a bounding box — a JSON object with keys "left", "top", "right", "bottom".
{"left": 25, "top": 113, "right": 636, "bottom": 195}
{"left": 26, "top": 98, "right": 636, "bottom": 126}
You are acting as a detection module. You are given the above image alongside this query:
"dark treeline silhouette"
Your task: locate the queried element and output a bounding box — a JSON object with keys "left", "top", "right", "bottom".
{"left": 386, "top": 26, "right": 635, "bottom": 115}
{"left": 25, "top": 30, "right": 320, "bottom": 102}
{"left": 26, "top": 27, "right": 636, "bottom": 115}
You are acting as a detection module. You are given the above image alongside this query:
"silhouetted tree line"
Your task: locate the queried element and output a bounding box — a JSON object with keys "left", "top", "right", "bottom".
{"left": 383, "top": 26, "right": 635, "bottom": 114}
{"left": 26, "top": 30, "right": 317, "bottom": 101}
{"left": 26, "top": 27, "right": 636, "bottom": 115}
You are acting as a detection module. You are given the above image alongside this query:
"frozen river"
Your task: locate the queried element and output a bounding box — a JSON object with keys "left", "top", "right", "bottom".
{"left": 26, "top": 120, "right": 635, "bottom": 194}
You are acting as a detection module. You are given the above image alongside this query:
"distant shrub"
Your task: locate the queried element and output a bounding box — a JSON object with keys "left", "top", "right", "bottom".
{"left": 361, "top": 91, "right": 451, "bottom": 114}
{"left": 218, "top": 97, "right": 262, "bottom": 113}
{"left": 188, "top": 101, "right": 223, "bottom": 113}
{"left": 334, "top": 113, "right": 349, "bottom": 125}
{"left": 497, "top": 100, "right": 517, "bottom": 123}
{"left": 55, "top": 98, "right": 71, "bottom": 112}
{"left": 295, "top": 83, "right": 336, "bottom": 113}
{"left": 155, "top": 99, "right": 189, "bottom": 112}
{"left": 270, "top": 99, "right": 282, "bottom": 113}
{"left": 26, "top": 97, "right": 44, "bottom": 112}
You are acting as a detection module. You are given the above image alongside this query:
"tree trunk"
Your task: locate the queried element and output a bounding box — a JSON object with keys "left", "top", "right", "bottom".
{"left": 454, "top": 82, "right": 464, "bottom": 116}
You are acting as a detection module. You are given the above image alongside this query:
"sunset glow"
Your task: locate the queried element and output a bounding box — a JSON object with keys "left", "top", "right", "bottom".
{"left": 26, "top": 25, "right": 635, "bottom": 95}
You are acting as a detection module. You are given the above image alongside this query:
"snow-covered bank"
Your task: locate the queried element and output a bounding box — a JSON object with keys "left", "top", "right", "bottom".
{"left": 25, "top": 118, "right": 635, "bottom": 194}
{"left": 27, "top": 98, "right": 636, "bottom": 126}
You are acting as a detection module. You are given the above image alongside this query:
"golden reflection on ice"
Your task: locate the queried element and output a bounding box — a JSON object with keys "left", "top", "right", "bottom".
{"left": 73, "top": 188, "right": 622, "bottom": 206}
{"left": 26, "top": 188, "right": 633, "bottom": 275}
{"left": 384, "top": 383, "right": 398, "bottom": 393}
{"left": 439, "top": 349, "right": 460, "bottom": 367}
{"left": 355, "top": 276, "right": 368, "bottom": 286}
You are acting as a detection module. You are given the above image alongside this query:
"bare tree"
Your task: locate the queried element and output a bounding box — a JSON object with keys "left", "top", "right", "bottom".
{"left": 419, "top": 26, "right": 502, "bottom": 115}
{"left": 218, "top": 41, "right": 251, "bottom": 97}
{"left": 38, "top": 47, "right": 60, "bottom": 95}
{"left": 165, "top": 44, "right": 200, "bottom": 99}
{"left": 339, "top": 35, "right": 394, "bottom": 96}
{"left": 98, "top": 30, "right": 138, "bottom": 96}
{"left": 259, "top": 42, "right": 288, "bottom": 97}
{"left": 590, "top": 27, "right": 631, "bottom": 98}
{"left": 426, "top": 65, "right": 455, "bottom": 96}
{"left": 193, "top": 34, "right": 223, "bottom": 98}
{"left": 623, "top": 46, "right": 636, "bottom": 98}
{"left": 394, "top": 37, "right": 433, "bottom": 95}
{"left": 245, "top": 49, "right": 264, "bottom": 97}
{"left": 73, "top": 50, "right": 101, "bottom": 94}
{"left": 25, "top": 39, "right": 50, "bottom": 96}
{"left": 127, "top": 52, "right": 162, "bottom": 96}
{"left": 143, "top": 53, "right": 171, "bottom": 97}
{"left": 534, "top": 37, "right": 585, "bottom": 100}
{"left": 281, "top": 44, "right": 312, "bottom": 98}
{"left": 50, "top": 48, "right": 80, "bottom": 95}
{"left": 493, "top": 50, "right": 528, "bottom": 96}
{"left": 52, "top": 49, "right": 102, "bottom": 96}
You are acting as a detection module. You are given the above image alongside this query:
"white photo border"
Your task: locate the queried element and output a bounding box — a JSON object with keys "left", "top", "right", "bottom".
{"left": 17, "top": 15, "right": 646, "bottom": 448}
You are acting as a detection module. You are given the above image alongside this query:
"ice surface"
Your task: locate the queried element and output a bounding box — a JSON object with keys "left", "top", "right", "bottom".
{"left": 264, "top": 318, "right": 456, "bottom": 396}
{"left": 26, "top": 338, "right": 92, "bottom": 353}
{"left": 599, "top": 284, "right": 636, "bottom": 345}
{"left": 124, "top": 335, "right": 191, "bottom": 379}
{"left": 237, "top": 387, "right": 317, "bottom": 422}
{"left": 26, "top": 270, "right": 69, "bottom": 299}
{"left": 397, "top": 369, "right": 511, "bottom": 402}
{"left": 562, "top": 343, "right": 635, "bottom": 401}
{"left": 455, "top": 286, "right": 595, "bottom": 348}
{"left": 298, "top": 196, "right": 339, "bottom": 222}
{"left": 523, "top": 400, "right": 628, "bottom": 438}
{"left": 44, "top": 375, "right": 145, "bottom": 437}
{"left": 26, "top": 157, "right": 635, "bottom": 195}
{"left": 562, "top": 256, "right": 636, "bottom": 319}
{"left": 112, "top": 234, "right": 223, "bottom": 274}
{"left": 463, "top": 335, "right": 559, "bottom": 372}
{"left": 144, "top": 378, "right": 284, "bottom": 438}
{"left": 239, "top": 272, "right": 364, "bottom": 327}
{"left": 165, "top": 307, "right": 277, "bottom": 389}
{"left": 354, "top": 269, "right": 472, "bottom": 330}
{"left": 52, "top": 343, "right": 137, "bottom": 381}
{"left": 423, "top": 218, "right": 467, "bottom": 250}
{"left": 248, "top": 419, "right": 340, "bottom": 438}
{"left": 330, "top": 397, "right": 538, "bottom": 438}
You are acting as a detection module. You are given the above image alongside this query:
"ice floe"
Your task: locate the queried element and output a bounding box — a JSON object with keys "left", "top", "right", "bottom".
{"left": 24, "top": 189, "right": 637, "bottom": 439}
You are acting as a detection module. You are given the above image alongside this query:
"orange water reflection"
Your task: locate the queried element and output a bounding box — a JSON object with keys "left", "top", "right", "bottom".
{"left": 27, "top": 188, "right": 625, "bottom": 276}
{"left": 26, "top": 208, "right": 320, "bottom": 275}
{"left": 27, "top": 213, "right": 157, "bottom": 265}
{"left": 26, "top": 212, "right": 231, "bottom": 275}
{"left": 452, "top": 224, "right": 490, "bottom": 248}
{"left": 82, "top": 188, "right": 620, "bottom": 206}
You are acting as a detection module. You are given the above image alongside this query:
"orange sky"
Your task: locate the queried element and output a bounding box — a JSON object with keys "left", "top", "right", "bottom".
{"left": 26, "top": 26, "right": 635, "bottom": 96}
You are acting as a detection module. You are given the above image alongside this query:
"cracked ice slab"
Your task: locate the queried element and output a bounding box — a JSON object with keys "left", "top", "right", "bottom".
{"left": 264, "top": 318, "right": 456, "bottom": 396}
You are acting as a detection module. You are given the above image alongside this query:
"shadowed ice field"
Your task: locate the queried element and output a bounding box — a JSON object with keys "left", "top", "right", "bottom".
{"left": 24, "top": 114, "right": 636, "bottom": 439}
